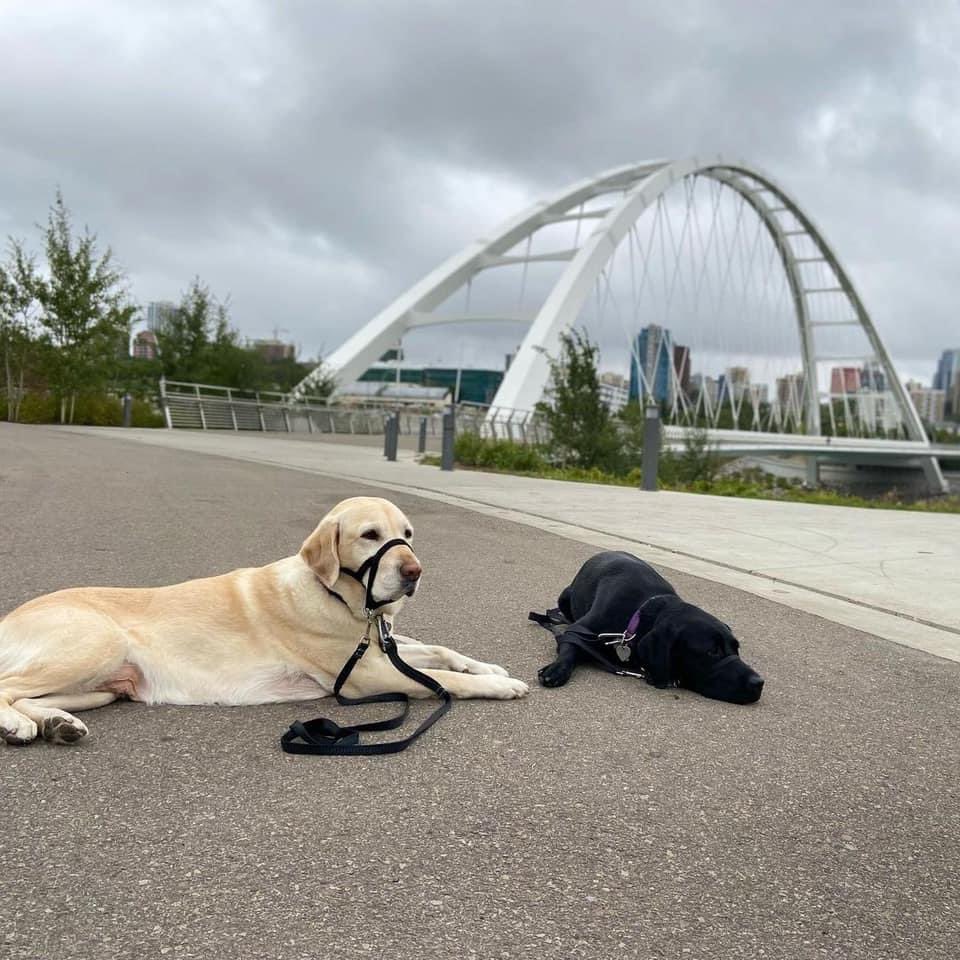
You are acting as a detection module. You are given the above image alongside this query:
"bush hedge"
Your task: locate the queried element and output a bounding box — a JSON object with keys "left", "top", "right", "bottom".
{"left": 441, "top": 434, "right": 960, "bottom": 514}
{"left": 1, "top": 393, "right": 165, "bottom": 428}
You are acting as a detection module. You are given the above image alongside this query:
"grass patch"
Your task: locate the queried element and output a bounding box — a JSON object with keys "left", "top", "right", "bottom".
{"left": 419, "top": 435, "right": 960, "bottom": 514}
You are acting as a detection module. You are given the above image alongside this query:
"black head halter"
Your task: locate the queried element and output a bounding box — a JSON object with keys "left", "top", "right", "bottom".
{"left": 339, "top": 537, "right": 412, "bottom": 617}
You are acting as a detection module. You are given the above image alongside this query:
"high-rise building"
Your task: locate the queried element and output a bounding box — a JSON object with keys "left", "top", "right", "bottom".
{"left": 673, "top": 345, "right": 691, "bottom": 396}
{"left": 934, "top": 348, "right": 960, "bottom": 416}
{"left": 718, "top": 366, "right": 750, "bottom": 405}
{"left": 907, "top": 380, "right": 946, "bottom": 423}
{"left": 775, "top": 372, "right": 806, "bottom": 408}
{"left": 933, "top": 348, "right": 960, "bottom": 390}
{"left": 598, "top": 372, "right": 629, "bottom": 413}
{"left": 145, "top": 301, "right": 177, "bottom": 334}
{"left": 856, "top": 392, "right": 902, "bottom": 433}
{"left": 132, "top": 330, "right": 158, "bottom": 360}
{"left": 860, "top": 360, "right": 885, "bottom": 392}
{"left": 628, "top": 324, "right": 674, "bottom": 403}
{"left": 830, "top": 366, "right": 861, "bottom": 394}
{"left": 690, "top": 373, "right": 718, "bottom": 406}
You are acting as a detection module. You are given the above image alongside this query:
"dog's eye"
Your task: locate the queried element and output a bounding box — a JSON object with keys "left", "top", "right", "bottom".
{"left": 404, "top": 528, "right": 413, "bottom": 539}
{"left": 361, "top": 530, "right": 380, "bottom": 541}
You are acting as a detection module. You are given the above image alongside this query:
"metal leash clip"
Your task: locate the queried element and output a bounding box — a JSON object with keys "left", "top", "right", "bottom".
{"left": 375, "top": 614, "right": 394, "bottom": 651}
{"left": 597, "top": 630, "right": 635, "bottom": 663}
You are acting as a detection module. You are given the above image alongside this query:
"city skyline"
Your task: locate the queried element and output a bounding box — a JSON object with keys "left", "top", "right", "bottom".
{"left": 606, "top": 321, "right": 959, "bottom": 428}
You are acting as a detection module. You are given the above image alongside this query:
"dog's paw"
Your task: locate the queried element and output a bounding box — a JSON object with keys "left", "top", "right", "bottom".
{"left": 1, "top": 716, "right": 38, "bottom": 746}
{"left": 538, "top": 660, "right": 573, "bottom": 688}
{"left": 459, "top": 657, "right": 509, "bottom": 677}
{"left": 483, "top": 662, "right": 510, "bottom": 677}
{"left": 41, "top": 715, "right": 88, "bottom": 745}
{"left": 484, "top": 676, "right": 530, "bottom": 699}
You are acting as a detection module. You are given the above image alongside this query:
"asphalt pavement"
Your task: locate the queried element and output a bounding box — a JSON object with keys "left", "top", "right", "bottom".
{"left": 1, "top": 423, "right": 958, "bottom": 960}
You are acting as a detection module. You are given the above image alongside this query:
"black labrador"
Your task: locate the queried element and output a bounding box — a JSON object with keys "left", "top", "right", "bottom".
{"left": 530, "top": 551, "right": 764, "bottom": 704}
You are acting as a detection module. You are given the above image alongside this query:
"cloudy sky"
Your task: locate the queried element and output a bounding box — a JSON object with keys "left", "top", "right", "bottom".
{"left": 1, "top": 0, "right": 958, "bottom": 385}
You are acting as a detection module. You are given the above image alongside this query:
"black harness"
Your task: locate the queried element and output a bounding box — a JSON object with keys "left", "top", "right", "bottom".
{"left": 281, "top": 539, "right": 451, "bottom": 756}
{"left": 339, "top": 537, "right": 414, "bottom": 616}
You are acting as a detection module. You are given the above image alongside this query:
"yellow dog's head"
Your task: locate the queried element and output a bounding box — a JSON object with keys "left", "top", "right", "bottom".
{"left": 300, "top": 497, "right": 421, "bottom": 614}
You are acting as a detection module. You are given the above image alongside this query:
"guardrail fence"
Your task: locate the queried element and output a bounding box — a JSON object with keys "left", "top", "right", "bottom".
{"left": 158, "top": 378, "right": 549, "bottom": 443}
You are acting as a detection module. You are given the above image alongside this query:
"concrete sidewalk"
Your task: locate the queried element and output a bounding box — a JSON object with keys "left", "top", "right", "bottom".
{"left": 61, "top": 426, "right": 960, "bottom": 662}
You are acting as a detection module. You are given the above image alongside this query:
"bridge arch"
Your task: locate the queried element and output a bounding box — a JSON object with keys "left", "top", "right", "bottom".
{"left": 295, "top": 155, "right": 926, "bottom": 445}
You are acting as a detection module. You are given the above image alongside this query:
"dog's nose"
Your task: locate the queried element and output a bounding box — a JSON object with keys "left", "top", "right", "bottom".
{"left": 746, "top": 675, "right": 764, "bottom": 700}
{"left": 400, "top": 560, "right": 422, "bottom": 582}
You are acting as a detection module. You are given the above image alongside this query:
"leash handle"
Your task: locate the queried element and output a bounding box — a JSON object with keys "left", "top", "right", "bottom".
{"left": 280, "top": 627, "right": 452, "bottom": 757}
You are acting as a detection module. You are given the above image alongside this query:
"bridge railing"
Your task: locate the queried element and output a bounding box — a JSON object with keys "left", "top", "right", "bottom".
{"left": 160, "top": 378, "right": 395, "bottom": 435}
{"left": 156, "top": 380, "right": 949, "bottom": 466}
{"left": 158, "top": 379, "right": 543, "bottom": 441}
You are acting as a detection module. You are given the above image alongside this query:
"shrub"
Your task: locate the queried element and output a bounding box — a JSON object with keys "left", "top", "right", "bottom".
{"left": 131, "top": 399, "right": 165, "bottom": 427}
{"left": 0, "top": 391, "right": 165, "bottom": 427}
{"left": 454, "top": 433, "right": 548, "bottom": 472}
{"left": 10, "top": 392, "right": 58, "bottom": 423}
{"left": 535, "top": 329, "right": 625, "bottom": 473}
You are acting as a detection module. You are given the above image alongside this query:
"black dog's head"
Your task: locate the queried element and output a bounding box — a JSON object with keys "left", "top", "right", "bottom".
{"left": 641, "top": 604, "right": 763, "bottom": 705}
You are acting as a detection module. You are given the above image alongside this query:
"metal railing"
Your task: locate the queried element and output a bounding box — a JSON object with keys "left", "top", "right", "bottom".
{"left": 158, "top": 379, "right": 550, "bottom": 442}
{"left": 479, "top": 406, "right": 550, "bottom": 444}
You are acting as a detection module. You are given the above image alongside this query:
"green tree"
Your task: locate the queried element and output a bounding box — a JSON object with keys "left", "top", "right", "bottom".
{"left": 658, "top": 426, "right": 722, "bottom": 485}
{"left": 0, "top": 240, "right": 44, "bottom": 422}
{"left": 535, "top": 328, "right": 624, "bottom": 473}
{"left": 283, "top": 358, "right": 335, "bottom": 399}
{"left": 154, "top": 278, "right": 225, "bottom": 383}
{"left": 259, "top": 353, "right": 322, "bottom": 394}
{"left": 35, "top": 191, "right": 136, "bottom": 422}
{"left": 155, "top": 278, "right": 335, "bottom": 397}
{"left": 156, "top": 278, "right": 269, "bottom": 389}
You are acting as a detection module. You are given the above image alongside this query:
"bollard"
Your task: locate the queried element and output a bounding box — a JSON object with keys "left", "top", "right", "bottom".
{"left": 384, "top": 414, "right": 399, "bottom": 462}
{"left": 641, "top": 405, "right": 660, "bottom": 491}
{"left": 122, "top": 393, "right": 133, "bottom": 428}
{"left": 417, "top": 416, "right": 428, "bottom": 454}
{"left": 441, "top": 411, "right": 455, "bottom": 471}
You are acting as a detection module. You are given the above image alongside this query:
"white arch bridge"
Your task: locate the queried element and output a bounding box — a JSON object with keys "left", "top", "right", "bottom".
{"left": 295, "top": 156, "right": 947, "bottom": 493}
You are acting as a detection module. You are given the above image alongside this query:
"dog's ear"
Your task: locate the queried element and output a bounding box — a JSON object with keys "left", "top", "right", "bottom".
{"left": 642, "top": 623, "right": 679, "bottom": 688}
{"left": 300, "top": 516, "right": 341, "bottom": 587}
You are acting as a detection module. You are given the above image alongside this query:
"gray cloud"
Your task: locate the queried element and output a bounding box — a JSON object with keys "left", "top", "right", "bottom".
{"left": 0, "top": 0, "right": 957, "bottom": 383}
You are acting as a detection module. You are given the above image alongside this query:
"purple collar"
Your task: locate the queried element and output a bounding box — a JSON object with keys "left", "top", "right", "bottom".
{"left": 625, "top": 593, "right": 675, "bottom": 638}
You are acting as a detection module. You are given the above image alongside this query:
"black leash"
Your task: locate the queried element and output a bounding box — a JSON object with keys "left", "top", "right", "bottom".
{"left": 281, "top": 538, "right": 451, "bottom": 756}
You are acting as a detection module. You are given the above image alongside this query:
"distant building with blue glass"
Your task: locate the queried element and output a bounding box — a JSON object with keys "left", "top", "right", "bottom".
{"left": 934, "top": 348, "right": 960, "bottom": 391}
{"left": 628, "top": 324, "right": 674, "bottom": 403}
{"left": 934, "top": 348, "right": 960, "bottom": 416}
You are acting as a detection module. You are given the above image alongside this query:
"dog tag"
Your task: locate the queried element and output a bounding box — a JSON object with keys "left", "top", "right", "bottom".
{"left": 615, "top": 642, "right": 631, "bottom": 663}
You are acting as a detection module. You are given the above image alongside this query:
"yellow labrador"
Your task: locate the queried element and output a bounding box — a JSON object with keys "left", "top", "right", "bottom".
{"left": 0, "top": 496, "right": 528, "bottom": 745}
